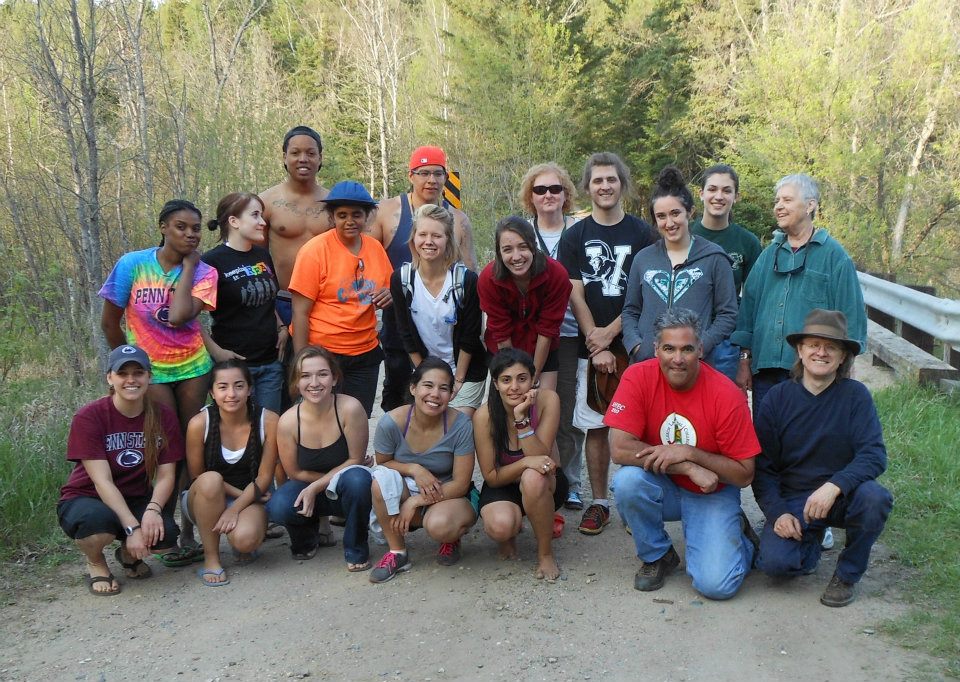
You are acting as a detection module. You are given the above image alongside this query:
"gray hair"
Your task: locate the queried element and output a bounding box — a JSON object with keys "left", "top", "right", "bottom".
{"left": 654, "top": 308, "right": 702, "bottom": 344}
{"left": 775, "top": 173, "right": 820, "bottom": 219}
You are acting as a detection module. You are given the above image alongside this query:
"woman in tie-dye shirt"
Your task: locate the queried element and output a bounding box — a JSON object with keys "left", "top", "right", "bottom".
{"left": 100, "top": 199, "right": 218, "bottom": 428}
{"left": 100, "top": 199, "right": 218, "bottom": 559}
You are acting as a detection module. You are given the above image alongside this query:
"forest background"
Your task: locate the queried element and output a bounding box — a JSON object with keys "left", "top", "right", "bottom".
{"left": 0, "top": 0, "right": 957, "bottom": 379}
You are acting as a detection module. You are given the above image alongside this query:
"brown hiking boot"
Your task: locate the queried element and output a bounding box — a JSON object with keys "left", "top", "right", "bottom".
{"left": 634, "top": 546, "right": 681, "bottom": 592}
{"left": 820, "top": 572, "right": 857, "bottom": 607}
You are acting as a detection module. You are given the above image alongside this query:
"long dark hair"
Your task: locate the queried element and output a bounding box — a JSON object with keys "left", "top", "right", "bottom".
{"left": 486, "top": 348, "right": 536, "bottom": 455}
{"left": 204, "top": 360, "right": 263, "bottom": 486}
{"left": 410, "top": 357, "right": 454, "bottom": 388}
{"left": 492, "top": 216, "right": 546, "bottom": 281}
{"left": 207, "top": 192, "right": 265, "bottom": 242}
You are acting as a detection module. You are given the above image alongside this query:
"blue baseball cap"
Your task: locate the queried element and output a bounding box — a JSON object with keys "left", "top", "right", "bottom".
{"left": 325, "top": 181, "right": 378, "bottom": 209}
{"left": 108, "top": 344, "right": 152, "bottom": 372}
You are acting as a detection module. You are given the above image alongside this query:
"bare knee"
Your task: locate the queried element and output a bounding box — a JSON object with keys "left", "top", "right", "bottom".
{"left": 519, "top": 470, "right": 550, "bottom": 498}
{"left": 193, "top": 471, "right": 225, "bottom": 498}
{"left": 482, "top": 510, "right": 519, "bottom": 542}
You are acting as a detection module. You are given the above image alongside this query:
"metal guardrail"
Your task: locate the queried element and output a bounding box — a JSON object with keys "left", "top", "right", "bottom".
{"left": 858, "top": 272, "right": 960, "bottom": 346}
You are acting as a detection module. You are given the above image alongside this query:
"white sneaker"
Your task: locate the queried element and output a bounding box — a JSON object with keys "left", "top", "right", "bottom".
{"left": 821, "top": 527, "right": 835, "bottom": 550}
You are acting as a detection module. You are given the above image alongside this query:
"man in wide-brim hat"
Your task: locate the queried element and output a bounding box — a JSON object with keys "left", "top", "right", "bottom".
{"left": 751, "top": 309, "right": 894, "bottom": 607}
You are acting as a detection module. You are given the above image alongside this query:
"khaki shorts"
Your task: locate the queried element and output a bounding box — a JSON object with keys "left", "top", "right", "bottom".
{"left": 450, "top": 378, "right": 486, "bottom": 410}
{"left": 572, "top": 357, "right": 605, "bottom": 431}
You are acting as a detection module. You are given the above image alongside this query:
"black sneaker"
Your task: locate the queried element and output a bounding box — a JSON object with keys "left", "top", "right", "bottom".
{"left": 820, "top": 573, "right": 856, "bottom": 607}
{"left": 634, "top": 546, "right": 680, "bottom": 592}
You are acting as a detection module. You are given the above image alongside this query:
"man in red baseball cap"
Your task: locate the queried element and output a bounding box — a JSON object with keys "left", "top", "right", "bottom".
{"left": 367, "top": 145, "right": 477, "bottom": 411}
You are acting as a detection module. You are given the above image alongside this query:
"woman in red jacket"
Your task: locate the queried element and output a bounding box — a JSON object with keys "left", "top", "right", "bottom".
{"left": 478, "top": 216, "right": 572, "bottom": 391}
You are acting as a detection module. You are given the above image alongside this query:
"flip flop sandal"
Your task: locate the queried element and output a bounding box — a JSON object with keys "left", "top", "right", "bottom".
{"left": 346, "top": 560, "right": 371, "bottom": 572}
{"left": 115, "top": 546, "right": 152, "bottom": 579}
{"left": 154, "top": 544, "right": 205, "bottom": 567}
{"left": 317, "top": 530, "right": 337, "bottom": 547}
{"left": 86, "top": 574, "right": 121, "bottom": 596}
{"left": 197, "top": 567, "right": 230, "bottom": 587}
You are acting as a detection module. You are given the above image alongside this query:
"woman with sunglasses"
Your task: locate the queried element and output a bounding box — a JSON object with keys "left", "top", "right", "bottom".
{"left": 390, "top": 203, "right": 486, "bottom": 416}
{"left": 518, "top": 162, "right": 584, "bottom": 510}
{"left": 621, "top": 166, "right": 737, "bottom": 369}
{"left": 368, "top": 357, "right": 478, "bottom": 583}
{"left": 288, "top": 181, "right": 392, "bottom": 417}
{"left": 474, "top": 349, "right": 566, "bottom": 581}
{"left": 478, "top": 216, "right": 572, "bottom": 392}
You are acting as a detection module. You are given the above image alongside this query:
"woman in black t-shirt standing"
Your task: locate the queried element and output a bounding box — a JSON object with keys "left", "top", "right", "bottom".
{"left": 202, "top": 193, "right": 284, "bottom": 413}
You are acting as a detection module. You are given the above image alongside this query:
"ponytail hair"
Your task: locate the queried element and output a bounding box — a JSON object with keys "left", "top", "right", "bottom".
{"left": 207, "top": 192, "right": 265, "bottom": 243}
{"left": 649, "top": 166, "right": 694, "bottom": 218}
{"left": 141, "top": 391, "right": 164, "bottom": 483}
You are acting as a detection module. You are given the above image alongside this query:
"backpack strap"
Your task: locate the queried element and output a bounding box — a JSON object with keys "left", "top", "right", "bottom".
{"left": 450, "top": 262, "right": 467, "bottom": 310}
{"left": 400, "top": 262, "right": 414, "bottom": 303}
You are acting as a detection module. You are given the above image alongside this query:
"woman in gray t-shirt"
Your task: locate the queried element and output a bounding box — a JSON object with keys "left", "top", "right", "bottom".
{"left": 369, "top": 357, "right": 477, "bottom": 583}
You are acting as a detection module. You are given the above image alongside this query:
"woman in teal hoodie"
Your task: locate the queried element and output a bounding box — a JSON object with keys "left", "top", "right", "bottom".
{"left": 621, "top": 167, "right": 738, "bottom": 373}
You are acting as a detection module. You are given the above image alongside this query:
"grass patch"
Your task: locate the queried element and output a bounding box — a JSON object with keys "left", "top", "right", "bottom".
{"left": 0, "top": 375, "right": 96, "bottom": 562}
{"left": 874, "top": 383, "right": 960, "bottom": 677}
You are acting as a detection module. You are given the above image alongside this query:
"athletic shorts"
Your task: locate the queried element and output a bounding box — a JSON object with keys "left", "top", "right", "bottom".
{"left": 57, "top": 495, "right": 179, "bottom": 549}
{"left": 478, "top": 469, "right": 569, "bottom": 514}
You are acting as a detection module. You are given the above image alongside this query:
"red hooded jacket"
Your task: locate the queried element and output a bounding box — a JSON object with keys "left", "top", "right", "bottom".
{"left": 478, "top": 256, "right": 572, "bottom": 356}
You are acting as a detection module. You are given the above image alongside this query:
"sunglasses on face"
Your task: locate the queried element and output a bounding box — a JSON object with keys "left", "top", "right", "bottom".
{"left": 355, "top": 257, "right": 365, "bottom": 288}
{"left": 532, "top": 184, "right": 564, "bottom": 196}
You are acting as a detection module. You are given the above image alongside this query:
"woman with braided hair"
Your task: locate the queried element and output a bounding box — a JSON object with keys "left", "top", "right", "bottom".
{"left": 184, "top": 360, "right": 279, "bottom": 585}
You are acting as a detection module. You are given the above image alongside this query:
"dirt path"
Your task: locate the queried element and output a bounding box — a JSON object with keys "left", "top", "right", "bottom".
{"left": 2, "top": 356, "right": 939, "bottom": 681}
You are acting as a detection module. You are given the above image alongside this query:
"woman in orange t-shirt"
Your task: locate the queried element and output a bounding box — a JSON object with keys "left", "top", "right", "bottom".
{"left": 289, "top": 181, "right": 392, "bottom": 416}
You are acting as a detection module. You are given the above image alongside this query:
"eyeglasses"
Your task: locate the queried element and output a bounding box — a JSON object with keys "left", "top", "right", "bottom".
{"left": 773, "top": 244, "right": 809, "bottom": 275}
{"left": 532, "top": 184, "right": 564, "bottom": 196}
{"left": 774, "top": 231, "right": 814, "bottom": 275}
{"left": 411, "top": 170, "right": 445, "bottom": 179}
{"left": 801, "top": 340, "right": 844, "bottom": 354}
{"left": 355, "top": 257, "right": 365, "bottom": 290}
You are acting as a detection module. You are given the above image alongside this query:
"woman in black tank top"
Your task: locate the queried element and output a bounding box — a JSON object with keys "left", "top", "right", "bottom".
{"left": 265, "top": 347, "right": 373, "bottom": 571}
{"left": 184, "top": 360, "right": 279, "bottom": 586}
{"left": 473, "top": 349, "right": 566, "bottom": 581}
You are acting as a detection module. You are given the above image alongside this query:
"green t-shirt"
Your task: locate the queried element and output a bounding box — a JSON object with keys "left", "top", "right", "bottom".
{"left": 690, "top": 220, "right": 762, "bottom": 295}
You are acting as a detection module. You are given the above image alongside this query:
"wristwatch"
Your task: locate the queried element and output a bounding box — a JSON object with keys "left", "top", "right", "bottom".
{"left": 124, "top": 524, "right": 141, "bottom": 536}
{"left": 739, "top": 350, "right": 751, "bottom": 360}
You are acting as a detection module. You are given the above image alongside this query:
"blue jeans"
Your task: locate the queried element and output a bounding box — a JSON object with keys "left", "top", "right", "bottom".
{"left": 757, "top": 480, "right": 892, "bottom": 584}
{"left": 613, "top": 466, "right": 754, "bottom": 600}
{"left": 266, "top": 468, "right": 373, "bottom": 564}
{"left": 706, "top": 339, "right": 739, "bottom": 382}
{"left": 249, "top": 361, "right": 283, "bottom": 414}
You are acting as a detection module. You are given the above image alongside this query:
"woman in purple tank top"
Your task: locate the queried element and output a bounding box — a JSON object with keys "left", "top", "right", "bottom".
{"left": 473, "top": 349, "right": 567, "bottom": 581}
